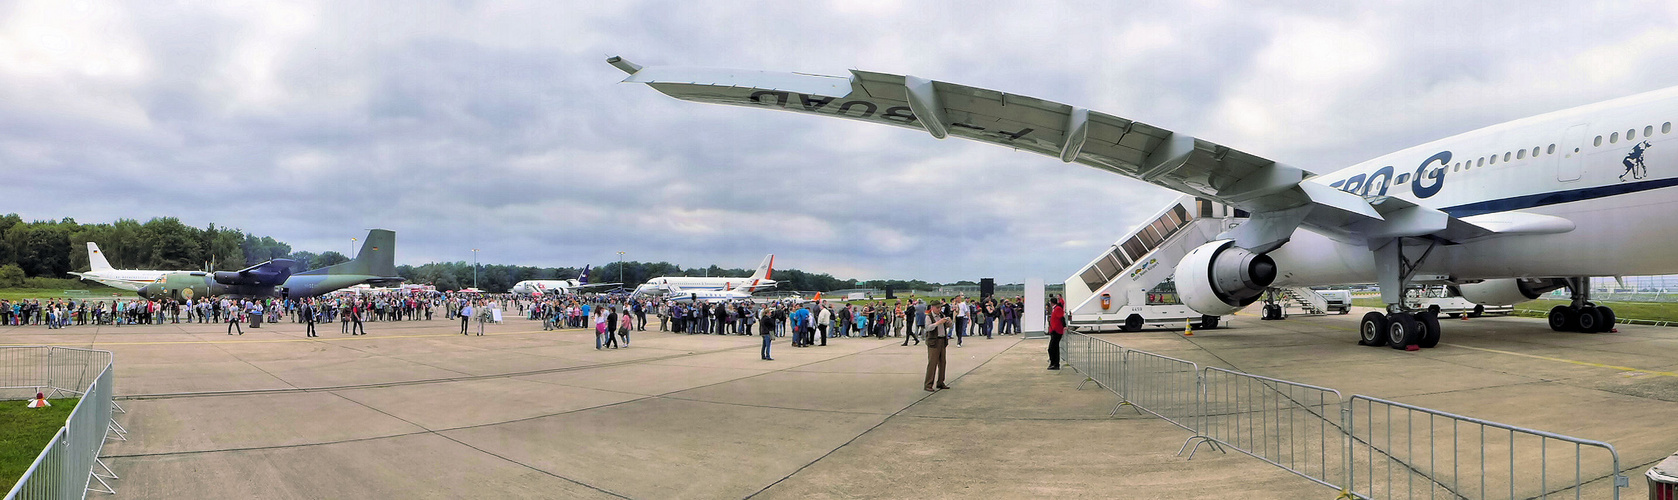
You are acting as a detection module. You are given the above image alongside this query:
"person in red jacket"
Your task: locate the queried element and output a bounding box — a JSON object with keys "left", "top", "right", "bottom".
{"left": 1047, "top": 296, "right": 1066, "bottom": 370}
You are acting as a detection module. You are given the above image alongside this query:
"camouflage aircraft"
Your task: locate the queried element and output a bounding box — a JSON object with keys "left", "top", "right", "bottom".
{"left": 138, "top": 229, "right": 405, "bottom": 301}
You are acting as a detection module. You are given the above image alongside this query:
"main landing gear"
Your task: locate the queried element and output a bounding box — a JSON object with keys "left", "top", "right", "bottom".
{"left": 1361, "top": 237, "right": 1444, "bottom": 350}
{"left": 1548, "top": 277, "right": 1616, "bottom": 333}
{"left": 1358, "top": 310, "right": 1442, "bottom": 349}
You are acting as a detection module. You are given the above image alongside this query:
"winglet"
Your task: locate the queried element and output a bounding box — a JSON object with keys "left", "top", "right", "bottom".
{"left": 607, "top": 56, "right": 642, "bottom": 75}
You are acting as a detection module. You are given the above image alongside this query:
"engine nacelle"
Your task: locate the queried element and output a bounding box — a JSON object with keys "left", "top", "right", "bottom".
{"left": 1175, "top": 240, "right": 1278, "bottom": 316}
{"left": 1453, "top": 278, "right": 1567, "bottom": 306}
{"left": 214, "top": 271, "right": 262, "bottom": 286}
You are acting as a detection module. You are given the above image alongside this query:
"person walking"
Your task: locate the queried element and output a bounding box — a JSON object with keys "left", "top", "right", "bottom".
{"left": 953, "top": 295, "right": 969, "bottom": 348}
{"left": 351, "top": 302, "right": 367, "bottom": 335}
{"left": 1048, "top": 297, "right": 1066, "bottom": 370}
{"left": 619, "top": 306, "right": 633, "bottom": 346}
{"left": 924, "top": 309, "right": 952, "bottom": 392}
{"left": 226, "top": 304, "right": 244, "bottom": 335}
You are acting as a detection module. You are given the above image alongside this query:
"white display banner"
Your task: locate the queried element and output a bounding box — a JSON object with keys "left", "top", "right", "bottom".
{"left": 1022, "top": 277, "right": 1046, "bottom": 337}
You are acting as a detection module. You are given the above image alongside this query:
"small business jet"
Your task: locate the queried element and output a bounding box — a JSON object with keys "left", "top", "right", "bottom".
{"left": 611, "top": 56, "right": 1678, "bottom": 350}
{"left": 635, "top": 254, "right": 777, "bottom": 295}
{"left": 67, "top": 242, "right": 184, "bottom": 291}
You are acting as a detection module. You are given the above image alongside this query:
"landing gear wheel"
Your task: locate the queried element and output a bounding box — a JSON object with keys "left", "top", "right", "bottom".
{"left": 1387, "top": 312, "right": 1419, "bottom": 349}
{"left": 1197, "top": 315, "right": 1219, "bottom": 330}
{"left": 1261, "top": 305, "right": 1277, "bottom": 320}
{"left": 1416, "top": 312, "right": 1441, "bottom": 348}
{"left": 1123, "top": 314, "right": 1144, "bottom": 332}
{"left": 1548, "top": 305, "right": 1573, "bottom": 332}
{"left": 1470, "top": 305, "right": 1484, "bottom": 318}
{"left": 1359, "top": 312, "right": 1389, "bottom": 346}
{"left": 1596, "top": 306, "right": 1616, "bottom": 332}
{"left": 1574, "top": 306, "right": 1602, "bottom": 333}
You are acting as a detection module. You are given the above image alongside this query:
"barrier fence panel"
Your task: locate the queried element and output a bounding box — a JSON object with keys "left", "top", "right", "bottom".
{"left": 1188, "top": 367, "right": 1346, "bottom": 490}
{"left": 1121, "top": 350, "right": 1200, "bottom": 432}
{"left": 1345, "top": 395, "right": 1626, "bottom": 500}
{"left": 3, "top": 348, "right": 118, "bottom": 500}
{"left": 1088, "top": 336, "right": 1125, "bottom": 400}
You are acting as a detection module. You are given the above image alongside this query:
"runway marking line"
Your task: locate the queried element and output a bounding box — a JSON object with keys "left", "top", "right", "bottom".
{"left": 0, "top": 328, "right": 564, "bottom": 347}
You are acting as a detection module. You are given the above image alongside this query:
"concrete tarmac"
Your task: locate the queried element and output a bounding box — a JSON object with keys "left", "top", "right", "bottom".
{"left": 3, "top": 306, "right": 1675, "bottom": 498}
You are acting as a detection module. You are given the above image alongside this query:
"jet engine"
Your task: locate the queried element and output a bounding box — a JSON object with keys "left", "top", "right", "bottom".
{"left": 1175, "top": 240, "right": 1278, "bottom": 316}
{"left": 214, "top": 271, "right": 266, "bottom": 286}
{"left": 1452, "top": 278, "right": 1567, "bottom": 306}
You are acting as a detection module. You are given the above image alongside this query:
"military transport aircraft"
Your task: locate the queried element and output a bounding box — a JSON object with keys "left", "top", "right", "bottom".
{"left": 610, "top": 56, "right": 1678, "bottom": 350}
{"left": 138, "top": 229, "right": 404, "bottom": 301}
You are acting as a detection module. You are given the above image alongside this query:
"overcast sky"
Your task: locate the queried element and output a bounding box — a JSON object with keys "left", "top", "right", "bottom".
{"left": 7, "top": 1, "right": 1678, "bottom": 283}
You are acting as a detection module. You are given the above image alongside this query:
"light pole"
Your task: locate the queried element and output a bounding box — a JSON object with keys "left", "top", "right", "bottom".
{"left": 350, "top": 237, "right": 357, "bottom": 260}
{"left": 472, "top": 248, "right": 480, "bottom": 290}
{"left": 617, "top": 251, "right": 625, "bottom": 286}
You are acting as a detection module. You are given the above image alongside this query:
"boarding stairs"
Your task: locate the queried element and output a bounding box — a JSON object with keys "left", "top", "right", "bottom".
{"left": 1278, "top": 287, "right": 1328, "bottom": 315}
{"left": 1063, "top": 195, "right": 1244, "bottom": 328}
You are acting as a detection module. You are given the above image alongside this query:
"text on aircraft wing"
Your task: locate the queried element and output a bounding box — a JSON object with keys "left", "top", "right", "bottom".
{"left": 612, "top": 59, "right": 1583, "bottom": 246}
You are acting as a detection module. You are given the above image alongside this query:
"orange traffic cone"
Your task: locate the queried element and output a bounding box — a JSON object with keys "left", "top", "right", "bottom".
{"left": 27, "top": 392, "right": 49, "bottom": 408}
{"left": 1183, "top": 323, "right": 1194, "bottom": 336}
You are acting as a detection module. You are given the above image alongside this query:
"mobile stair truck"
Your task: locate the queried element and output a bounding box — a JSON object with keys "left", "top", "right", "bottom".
{"left": 1063, "top": 195, "right": 1245, "bottom": 332}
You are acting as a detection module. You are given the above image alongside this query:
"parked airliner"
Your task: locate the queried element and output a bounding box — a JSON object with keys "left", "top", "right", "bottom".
{"left": 510, "top": 265, "right": 618, "bottom": 296}
{"left": 67, "top": 242, "right": 182, "bottom": 291}
{"left": 635, "top": 254, "right": 777, "bottom": 295}
{"left": 610, "top": 56, "right": 1678, "bottom": 349}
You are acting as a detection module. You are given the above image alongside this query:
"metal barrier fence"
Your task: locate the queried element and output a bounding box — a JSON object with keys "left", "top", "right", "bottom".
{"left": 3, "top": 347, "right": 120, "bottom": 500}
{"left": 1188, "top": 367, "right": 1345, "bottom": 490}
{"left": 0, "top": 347, "right": 110, "bottom": 400}
{"left": 1120, "top": 350, "right": 1201, "bottom": 432}
{"left": 1056, "top": 335, "right": 1629, "bottom": 499}
{"left": 1345, "top": 395, "right": 1625, "bottom": 500}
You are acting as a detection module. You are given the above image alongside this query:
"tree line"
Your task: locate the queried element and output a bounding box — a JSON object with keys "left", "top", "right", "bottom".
{"left": 0, "top": 214, "right": 953, "bottom": 293}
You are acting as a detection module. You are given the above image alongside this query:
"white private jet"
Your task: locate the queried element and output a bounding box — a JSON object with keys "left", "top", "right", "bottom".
{"left": 634, "top": 254, "right": 777, "bottom": 295}
{"left": 611, "top": 56, "right": 1678, "bottom": 349}
{"left": 510, "top": 265, "right": 619, "bottom": 296}
{"left": 66, "top": 242, "right": 181, "bottom": 291}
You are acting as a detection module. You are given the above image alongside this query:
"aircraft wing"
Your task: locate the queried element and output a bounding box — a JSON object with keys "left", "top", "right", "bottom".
{"left": 573, "top": 282, "right": 620, "bottom": 289}
{"left": 215, "top": 259, "right": 297, "bottom": 287}
{"left": 610, "top": 58, "right": 1542, "bottom": 248}
{"left": 362, "top": 277, "right": 407, "bottom": 286}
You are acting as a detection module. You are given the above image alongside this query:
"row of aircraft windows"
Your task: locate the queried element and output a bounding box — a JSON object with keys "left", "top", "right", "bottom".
{"left": 1444, "top": 121, "right": 1674, "bottom": 174}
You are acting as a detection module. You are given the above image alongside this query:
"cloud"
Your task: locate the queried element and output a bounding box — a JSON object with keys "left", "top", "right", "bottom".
{"left": 4, "top": 0, "right": 1678, "bottom": 283}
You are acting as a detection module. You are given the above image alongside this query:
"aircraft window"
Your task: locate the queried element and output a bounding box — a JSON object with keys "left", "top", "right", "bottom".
{"left": 1489, "top": 155, "right": 1496, "bottom": 165}
{"left": 1665, "top": 122, "right": 1672, "bottom": 134}
{"left": 1611, "top": 132, "right": 1619, "bottom": 143}
{"left": 1629, "top": 129, "right": 1637, "bottom": 139}
{"left": 1547, "top": 144, "right": 1555, "bottom": 154}
{"left": 1452, "top": 163, "right": 1459, "bottom": 172}
{"left": 1080, "top": 267, "right": 1107, "bottom": 291}
{"left": 1503, "top": 152, "right": 1511, "bottom": 162}
{"left": 1595, "top": 136, "right": 1603, "bottom": 147}
{"left": 1397, "top": 173, "right": 1409, "bottom": 183}
{"left": 1477, "top": 157, "right": 1485, "bottom": 166}
{"left": 1647, "top": 126, "right": 1655, "bottom": 137}
{"left": 1532, "top": 146, "right": 1540, "bottom": 157}
{"left": 1517, "top": 150, "right": 1525, "bottom": 160}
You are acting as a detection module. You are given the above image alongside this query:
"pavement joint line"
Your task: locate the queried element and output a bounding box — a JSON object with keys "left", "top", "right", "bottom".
{"left": 116, "top": 342, "right": 762, "bottom": 400}
{"left": 1442, "top": 342, "right": 1678, "bottom": 377}
{"left": 321, "top": 388, "right": 635, "bottom": 499}
{"left": 741, "top": 337, "right": 1022, "bottom": 500}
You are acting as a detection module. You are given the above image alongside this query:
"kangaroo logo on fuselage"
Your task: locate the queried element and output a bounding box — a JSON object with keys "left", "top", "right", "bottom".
{"left": 1621, "top": 141, "right": 1651, "bottom": 182}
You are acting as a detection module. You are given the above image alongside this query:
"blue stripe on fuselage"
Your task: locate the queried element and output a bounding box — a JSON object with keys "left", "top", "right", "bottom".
{"left": 1438, "top": 177, "right": 1678, "bottom": 217}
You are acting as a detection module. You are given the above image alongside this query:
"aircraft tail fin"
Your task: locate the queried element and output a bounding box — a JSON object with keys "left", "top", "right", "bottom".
{"left": 310, "top": 229, "right": 397, "bottom": 277}
{"left": 749, "top": 254, "right": 774, "bottom": 281}
{"left": 87, "top": 242, "right": 114, "bottom": 271}
{"left": 579, "top": 265, "right": 591, "bottom": 285}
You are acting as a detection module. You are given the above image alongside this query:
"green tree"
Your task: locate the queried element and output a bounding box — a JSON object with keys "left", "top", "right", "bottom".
{"left": 141, "top": 217, "right": 202, "bottom": 270}
{"left": 0, "top": 264, "right": 24, "bottom": 287}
